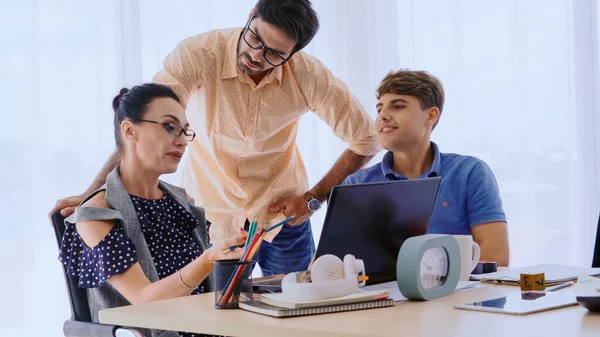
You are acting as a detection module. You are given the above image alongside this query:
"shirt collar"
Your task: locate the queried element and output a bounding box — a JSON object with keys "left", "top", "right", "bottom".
{"left": 381, "top": 151, "right": 398, "bottom": 179}
{"left": 430, "top": 141, "right": 442, "bottom": 175}
{"left": 381, "top": 142, "right": 441, "bottom": 180}
{"left": 220, "top": 28, "right": 242, "bottom": 80}
{"left": 220, "top": 28, "right": 282, "bottom": 86}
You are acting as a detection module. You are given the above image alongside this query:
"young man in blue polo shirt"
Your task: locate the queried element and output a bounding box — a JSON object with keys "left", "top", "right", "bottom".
{"left": 343, "top": 70, "right": 509, "bottom": 266}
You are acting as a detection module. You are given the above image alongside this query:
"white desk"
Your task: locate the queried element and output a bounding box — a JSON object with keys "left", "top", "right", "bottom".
{"left": 99, "top": 284, "right": 600, "bottom": 337}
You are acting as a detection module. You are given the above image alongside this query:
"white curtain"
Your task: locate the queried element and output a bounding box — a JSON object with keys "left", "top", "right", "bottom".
{"left": 1, "top": 1, "right": 599, "bottom": 336}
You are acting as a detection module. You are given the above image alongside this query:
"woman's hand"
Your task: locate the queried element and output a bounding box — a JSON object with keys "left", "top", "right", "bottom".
{"left": 206, "top": 233, "right": 248, "bottom": 263}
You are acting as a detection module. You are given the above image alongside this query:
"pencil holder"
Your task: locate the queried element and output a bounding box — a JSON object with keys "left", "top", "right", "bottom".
{"left": 214, "top": 259, "right": 254, "bottom": 309}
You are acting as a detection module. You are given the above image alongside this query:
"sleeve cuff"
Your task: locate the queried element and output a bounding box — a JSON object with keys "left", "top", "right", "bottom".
{"left": 469, "top": 214, "right": 507, "bottom": 228}
{"left": 348, "top": 138, "right": 381, "bottom": 157}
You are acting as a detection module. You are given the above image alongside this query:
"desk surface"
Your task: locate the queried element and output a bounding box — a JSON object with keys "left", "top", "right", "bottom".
{"left": 99, "top": 284, "right": 600, "bottom": 337}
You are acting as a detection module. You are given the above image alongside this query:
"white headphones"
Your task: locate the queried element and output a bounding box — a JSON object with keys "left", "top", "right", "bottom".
{"left": 281, "top": 254, "right": 367, "bottom": 301}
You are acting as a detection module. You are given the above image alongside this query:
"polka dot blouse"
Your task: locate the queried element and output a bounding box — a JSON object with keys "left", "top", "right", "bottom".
{"left": 59, "top": 191, "right": 216, "bottom": 337}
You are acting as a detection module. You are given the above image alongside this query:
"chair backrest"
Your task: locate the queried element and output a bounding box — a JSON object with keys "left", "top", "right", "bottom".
{"left": 51, "top": 211, "right": 93, "bottom": 322}
{"left": 593, "top": 211, "right": 600, "bottom": 267}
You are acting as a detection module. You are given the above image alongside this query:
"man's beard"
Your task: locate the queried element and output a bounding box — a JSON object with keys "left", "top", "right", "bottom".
{"left": 238, "top": 52, "right": 263, "bottom": 74}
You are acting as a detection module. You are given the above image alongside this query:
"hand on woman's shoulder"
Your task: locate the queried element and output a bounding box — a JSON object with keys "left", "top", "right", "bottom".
{"left": 77, "top": 191, "right": 117, "bottom": 248}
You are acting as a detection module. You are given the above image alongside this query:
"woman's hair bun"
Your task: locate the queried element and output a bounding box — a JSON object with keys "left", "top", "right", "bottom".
{"left": 112, "top": 87, "right": 130, "bottom": 113}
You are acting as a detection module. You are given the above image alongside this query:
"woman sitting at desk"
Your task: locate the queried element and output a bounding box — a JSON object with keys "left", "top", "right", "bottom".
{"left": 58, "top": 83, "right": 246, "bottom": 337}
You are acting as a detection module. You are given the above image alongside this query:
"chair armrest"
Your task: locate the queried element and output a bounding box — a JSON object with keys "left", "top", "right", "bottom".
{"left": 63, "top": 320, "right": 146, "bottom": 337}
{"left": 63, "top": 320, "right": 143, "bottom": 337}
{"left": 63, "top": 320, "right": 116, "bottom": 337}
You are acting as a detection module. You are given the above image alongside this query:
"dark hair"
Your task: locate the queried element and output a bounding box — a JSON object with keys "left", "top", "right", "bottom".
{"left": 376, "top": 69, "right": 445, "bottom": 130}
{"left": 254, "top": 0, "right": 319, "bottom": 52}
{"left": 111, "top": 83, "right": 181, "bottom": 149}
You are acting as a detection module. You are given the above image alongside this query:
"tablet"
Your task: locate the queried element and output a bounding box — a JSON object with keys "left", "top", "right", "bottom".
{"left": 453, "top": 291, "right": 578, "bottom": 315}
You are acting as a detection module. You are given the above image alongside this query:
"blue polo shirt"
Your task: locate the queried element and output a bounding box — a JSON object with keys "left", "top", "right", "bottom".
{"left": 342, "top": 142, "right": 506, "bottom": 235}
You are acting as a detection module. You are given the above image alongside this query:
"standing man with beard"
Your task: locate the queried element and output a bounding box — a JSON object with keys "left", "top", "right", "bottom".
{"left": 52, "top": 0, "right": 379, "bottom": 276}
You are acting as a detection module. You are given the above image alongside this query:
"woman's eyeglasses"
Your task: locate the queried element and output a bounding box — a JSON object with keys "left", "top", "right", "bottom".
{"left": 129, "top": 119, "right": 196, "bottom": 142}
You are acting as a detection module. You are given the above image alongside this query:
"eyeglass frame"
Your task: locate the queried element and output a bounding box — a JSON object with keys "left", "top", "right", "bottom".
{"left": 128, "top": 118, "right": 196, "bottom": 142}
{"left": 242, "top": 16, "right": 295, "bottom": 67}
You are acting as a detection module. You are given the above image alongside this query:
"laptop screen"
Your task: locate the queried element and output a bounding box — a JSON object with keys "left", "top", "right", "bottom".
{"left": 314, "top": 177, "right": 441, "bottom": 285}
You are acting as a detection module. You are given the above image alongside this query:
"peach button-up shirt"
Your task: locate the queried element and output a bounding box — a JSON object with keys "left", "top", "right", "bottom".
{"left": 154, "top": 28, "right": 379, "bottom": 242}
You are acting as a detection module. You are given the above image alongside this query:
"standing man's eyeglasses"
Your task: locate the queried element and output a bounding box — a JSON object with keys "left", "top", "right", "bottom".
{"left": 242, "top": 16, "right": 293, "bottom": 67}
{"left": 129, "top": 119, "right": 196, "bottom": 142}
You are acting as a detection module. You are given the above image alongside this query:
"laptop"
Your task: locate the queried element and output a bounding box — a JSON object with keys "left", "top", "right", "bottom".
{"left": 314, "top": 177, "right": 442, "bottom": 285}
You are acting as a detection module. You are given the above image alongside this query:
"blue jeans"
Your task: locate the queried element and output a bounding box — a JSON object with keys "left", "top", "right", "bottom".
{"left": 245, "top": 219, "right": 315, "bottom": 276}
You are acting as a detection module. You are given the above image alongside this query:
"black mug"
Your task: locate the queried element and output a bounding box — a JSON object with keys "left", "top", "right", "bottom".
{"left": 213, "top": 259, "right": 254, "bottom": 309}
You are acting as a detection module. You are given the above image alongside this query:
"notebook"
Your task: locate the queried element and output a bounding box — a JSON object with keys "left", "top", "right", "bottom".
{"left": 470, "top": 264, "right": 600, "bottom": 285}
{"left": 238, "top": 298, "right": 394, "bottom": 318}
{"left": 260, "top": 289, "right": 390, "bottom": 309}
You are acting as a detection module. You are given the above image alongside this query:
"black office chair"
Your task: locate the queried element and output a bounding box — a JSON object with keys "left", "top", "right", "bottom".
{"left": 51, "top": 211, "right": 142, "bottom": 337}
{"left": 592, "top": 211, "right": 600, "bottom": 268}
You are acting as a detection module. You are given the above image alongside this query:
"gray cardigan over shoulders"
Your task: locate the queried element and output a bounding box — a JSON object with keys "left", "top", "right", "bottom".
{"left": 65, "top": 166, "right": 214, "bottom": 337}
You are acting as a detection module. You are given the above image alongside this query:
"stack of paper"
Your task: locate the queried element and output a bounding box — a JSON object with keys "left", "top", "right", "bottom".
{"left": 470, "top": 264, "right": 600, "bottom": 285}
